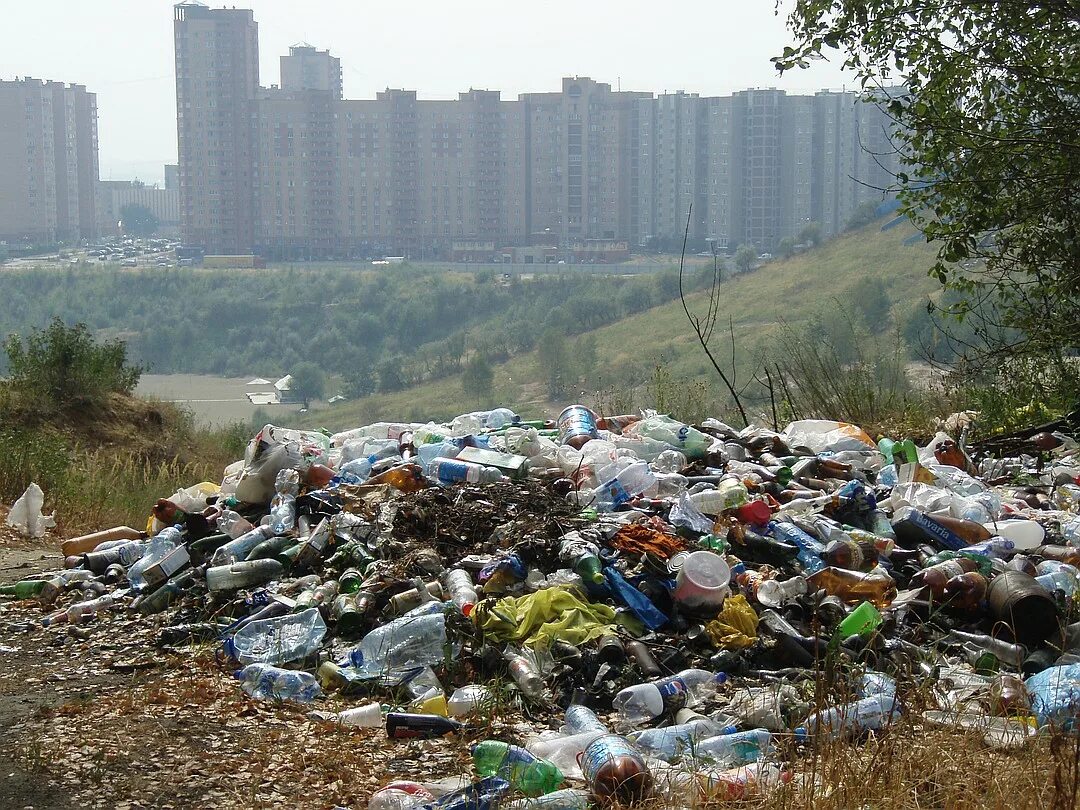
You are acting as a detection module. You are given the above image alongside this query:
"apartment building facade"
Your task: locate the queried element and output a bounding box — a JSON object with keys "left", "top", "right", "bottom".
{"left": 0, "top": 78, "right": 98, "bottom": 245}
{"left": 173, "top": 5, "right": 900, "bottom": 257}
{"left": 97, "top": 180, "right": 181, "bottom": 236}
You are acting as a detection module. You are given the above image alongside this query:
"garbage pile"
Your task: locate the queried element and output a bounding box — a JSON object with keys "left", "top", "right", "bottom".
{"left": 5, "top": 405, "right": 1080, "bottom": 808}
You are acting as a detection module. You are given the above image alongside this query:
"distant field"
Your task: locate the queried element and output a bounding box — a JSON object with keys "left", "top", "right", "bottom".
{"left": 136, "top": 374, "right": 305, "bottom": 428}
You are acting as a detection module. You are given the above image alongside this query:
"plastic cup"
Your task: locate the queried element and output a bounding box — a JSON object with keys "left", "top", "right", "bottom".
{"left": 838, "top": 601, "right": 883, "bottom": 639}
{"left": 674, "top": 551, "right": 731, "bottom": 610}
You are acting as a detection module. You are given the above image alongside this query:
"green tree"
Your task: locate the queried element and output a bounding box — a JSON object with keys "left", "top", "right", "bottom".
{"left": 777, "top": 0, "right": 1080, "bottom": 386}
{"left": 733, "top": 244, "right": 756, "bottom": 274}
{"left": 119, "top": 203, "right": 159, "bottom": 237}
{"left": 778, "top": 236, "right": 796, "bottom": 260}
{"left": 376, "top": 357, "right": 407, "bottom": 393}
{"left": 3, "top": 317, "right": 142, "bottom": 412}
{"left": 289, "top": 361, "right": 325, "bottom": 407}
{"left": 847, "top": 276, "right": 892, "bottom": 334}
{"left": 461, "top": 354, "right": 495, "bottom": 405}
{"left": 797, "top": 222, "right": 822, "bottom": 247}
{"left": 538, "top": 328, "right": 573, "bottom": 399}
{"left": 845, "top": 200, "right": 881, "bottom": 231}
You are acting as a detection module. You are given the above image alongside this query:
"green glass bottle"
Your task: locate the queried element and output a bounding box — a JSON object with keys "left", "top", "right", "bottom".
{"left": 572, "top": 553, "right": 605, "bottom": 585}
{"left": 0, "top": 580, "right": 47, "bottom": 599}
{"left": 471, "top": 740, "right": 565, "bottom": 797}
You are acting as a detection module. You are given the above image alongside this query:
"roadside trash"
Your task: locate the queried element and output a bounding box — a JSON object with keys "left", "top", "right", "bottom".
{"left": 6, "top": 404, "right": 1080, "bottom": 805}
{"left": 6, "top": 482, "right": 55, "bottom": 537}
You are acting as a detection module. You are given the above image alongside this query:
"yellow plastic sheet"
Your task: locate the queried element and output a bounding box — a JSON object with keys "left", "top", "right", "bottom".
{"left": 473, "top": 586, "right": 617, "bottom": 648}
{"left": 705, "top": 594, "right": 759, "bottom": 650}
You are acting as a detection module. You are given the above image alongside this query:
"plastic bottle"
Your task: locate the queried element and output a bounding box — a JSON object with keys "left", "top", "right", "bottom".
{"left": 217, "top": 509, "right": 255, "bottom": 539}
{"left": 385, "top": 712, "right": 463, "bottom": 739}
{"left": 689, "top": 479, "right": 748, "bottom": 515}
{"left": 430, "top": 458, "right": 505, "bottom": 486}
{"left": 345, "top": 611, "right": 448, "bottom": 675}
{"left": 367, "top": 782, "right": 436, "bottom": 810}
{"left": 206, "top": 559, "right": 284, "bottom": 592}
{"left": 755, "top": 576, "right": 807, "bottom": 608}
{"left": 802, "top": 694, "right": 900, "bottom": 740}
{"left": 235, "top": 663, "right": 322, "bottom": 702}
{"left": 504, "top": 647, "right": 546, "bottom": 699}
{"left": 612, "top": 669, "right": 726, "bottom": 725}
{"left": 689, "top": 729, "right": 774, "bottom": 767}
{"left": 269, "top": 468, "right": 300, "bottom": 535}
{"left": 127, "top": 526, "right": 181, "bottom": 590}
{"left": 338, "top": 702, "right": 386, "bottom": 727}
{"left": 211, "top": 525, "right": 273, "bottom": 566}
{"left": 806, "top": 566, "right": 897, "bottom": 607}
{"left": 628, "top": 717, "right": 729, "bottom": 760}
{"left": 472, "top": 741, "right": 565, "bottom": 796}
{"left": 558, "top": 536, "right": 605, "bottom": 584}
{"left": 563, "top": 704, "right": 609, "bottom": 735}
{"left": 502, "top": 789, "right": 591, "bottom": 810}
{"left": 590, "top": 461, "right": 658, "bottom": 511}
{"left": 766, "top": 521, "right": 826, "bottom": 574}
{"left": 578, "top": 734, "right": 653, "bottom": 804}
{"left": 81, "top": 540, "right": 148, "bottom": 574}
{"left": 224, "top": 607, "right": 327, "bottom": 665}
{"left": 441, "top": 568, "right": 479, "bottom": 616}
{"left": 60, "top": 526, "right": 143, "bottom": 557}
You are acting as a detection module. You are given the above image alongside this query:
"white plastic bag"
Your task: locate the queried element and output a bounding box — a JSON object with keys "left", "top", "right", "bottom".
{"left": 6, "top": 483, "right": 55, "bottom": 538}
{"left": 780, "top": 419, "right": 875, "bottom": 454}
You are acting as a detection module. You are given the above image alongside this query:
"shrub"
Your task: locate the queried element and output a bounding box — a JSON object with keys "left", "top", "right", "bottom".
{"left": 3, "top": 318, "right": 143, "bottom": 413}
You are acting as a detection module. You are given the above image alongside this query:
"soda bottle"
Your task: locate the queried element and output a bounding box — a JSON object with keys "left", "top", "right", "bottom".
{"left": 471, "top": 741, "right": 565, "bottom": 796}
{"left": 558, "top": 535, "right": 605, "bottom": 585}
{"left": 628, "top": 718, "right": 729, "bottom": 760}
{"left": 442, "top": 568, "right": 479, "bottom": 616}
{"left": 366, "top": 463, "right": 429, "bottom": 493}
{"left": 806, "top": 567, "right": 897, "bottom": 607}
{"left": 578, "top": 734, "right": 653, "bottom": 804}
{"left": 430, "top": 458, "right": 505, "bottom": 486}
{"left": 385, "top": 712, "right": 463, "bottom": 739}
{"left": 689, "top": 729, "right": 773, "bottom": 767}
{"left": 943, "top": 571, "right": 989, "bottom": 610}
{"left": 60, "top": 526, "right": 143, "bottom": 557}
{"left": 236, "top": 663, "right": 322, "bottom": 702}
{"left": 612, "top": 669, "right": 726, "bottom": 725}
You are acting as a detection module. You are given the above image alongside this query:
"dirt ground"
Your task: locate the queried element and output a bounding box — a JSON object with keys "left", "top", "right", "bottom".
{"left": 0, "top": 531, "right": 473, "bottom": 810}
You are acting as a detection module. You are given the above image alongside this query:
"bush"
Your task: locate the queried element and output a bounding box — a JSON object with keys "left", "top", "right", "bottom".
{"left": 3, "top": 318, "right": 143, "bottom": 413}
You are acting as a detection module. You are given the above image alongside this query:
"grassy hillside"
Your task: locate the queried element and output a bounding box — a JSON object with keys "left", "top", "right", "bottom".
{"left": 301, "top": 219, "right": 941, "bottom": 430}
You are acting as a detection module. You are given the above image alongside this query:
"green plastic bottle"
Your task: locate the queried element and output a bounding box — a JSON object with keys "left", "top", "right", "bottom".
{"left": 0, "top": 580, "right": 47, "bottom": 599}
{"left": 572, "top": 553, "right": 605, "bottom": 585}
{"left": 471, "top": 740, "right": 564, "bottom": 797}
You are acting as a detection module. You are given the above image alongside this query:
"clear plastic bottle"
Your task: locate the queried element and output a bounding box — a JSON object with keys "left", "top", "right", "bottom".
{"left": 217, "top": 509, "right": 255, "bottom": 539}
{"left": 612, "top": 669, "right": 726, "bottom": 725}
{"left": 689, "top": 729, "right": 773, "bottom": 767}
{"left": 579, "top": 734, "right": 653, "bottom": 804}
{"left": 345, "top": 611, "right": 448, "bottom": 675}
{"left": 367, "top": 782, "right": 435, "bottom": 810}
{"left": 767, "top": 521, "right": 826, "bottom": 574}
{"left": 127, "top": 526, "right": 181, "bottom": 589}
{"left": 563, "top": 704, "right": 609, "bottom": 735}
{"left": 441, "top": 568, "right": 479, "bottom": 616}
{"left": 755, "top": 576, "right": 807, "bottom": 608}
{"left": 628, "top": 717, "right": 729, "bottom": 760}
{"left": 211, "top": 525, "right": 273, "bottom": 565}
{"left": 235, "top": 663, "right": 322, "bottom": 702}
{"left": 448, "top": 684, "right": 493, "bottom": 717}
{"left": 504, "top": 646, "right": 546, "bottom": 698}
{"left": 269, "top": 468, "right": 300, "bottom": 535}
{"left": 43, "top": 593, "right": 115, "bottom": 626}
{"left": 689, "top": 478, "right": 749, "bottom": 515}
{"left": 590, "top": 461, "right": 658, "bottom": 511}
{"left": 802, "top": 694, "right": 900, "bottom": 740}
{"left": 502, "top": 788, "right": 591, "bottom": 810}
{"left": 224, "top": 606, "right": 327, "bottom": 665}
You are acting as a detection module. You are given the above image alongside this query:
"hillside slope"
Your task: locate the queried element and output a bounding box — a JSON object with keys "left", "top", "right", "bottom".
{"left": 303, "top": 219, "right": 941, "bottom": 430}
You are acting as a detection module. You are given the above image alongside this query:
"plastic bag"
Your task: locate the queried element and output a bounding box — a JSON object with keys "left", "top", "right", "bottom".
{"left": 669, "top": 492, "right": 715, "bottom": 534}
{"left": 780, "top": 420, "right": 875, "bottom": 454}
{"left": 705, "top": 594, "right": 759, "bottom": 649}
{"left": 1025, "top": 664, "right": 1080, "bottom": 731}
{"left": 6, "top": 483, "right": 55, "bottom": 538}
{"left": 629, "top": 413, "right": 712, "bottom": 459}
{"left": 473, "top": 586, "right": 617, "bottom": 648}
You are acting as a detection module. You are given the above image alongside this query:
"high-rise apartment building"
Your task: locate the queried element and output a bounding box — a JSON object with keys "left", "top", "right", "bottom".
{"left": 172, "top": 6, "right": 900, "bottom": 257}
{"left": 0, "top": 78, "right": 98, "bottom": 245}
{"left": 173, "top": 2, "right": 259, "bottom": 254}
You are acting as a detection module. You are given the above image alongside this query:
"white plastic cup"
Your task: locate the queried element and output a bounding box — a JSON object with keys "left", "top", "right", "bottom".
{"left": 674, "top": 551, "right": 731, "bottom": 610}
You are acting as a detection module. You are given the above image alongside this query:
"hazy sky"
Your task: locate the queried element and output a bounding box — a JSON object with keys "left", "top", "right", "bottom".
{"left": 1, "top": 1, "right": 852, "bottom": 183}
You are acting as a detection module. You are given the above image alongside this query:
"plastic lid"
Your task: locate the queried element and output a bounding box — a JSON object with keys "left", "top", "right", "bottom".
{"left": 793, "top": 726, "right": 809, "bottom": 741}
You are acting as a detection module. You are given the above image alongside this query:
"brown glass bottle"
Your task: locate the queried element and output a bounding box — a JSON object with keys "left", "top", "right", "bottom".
{"left": 806, "top": 567, "right": 897, "bottom": 607}
{"left": 943, "top": 571, "right": 988, "bottom": 610}
{"left": 910, "top": 557, "right": 979, "bottom": 597}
